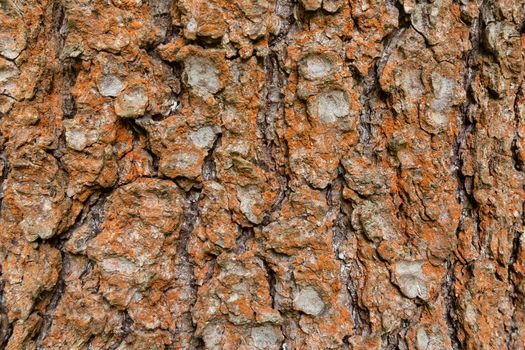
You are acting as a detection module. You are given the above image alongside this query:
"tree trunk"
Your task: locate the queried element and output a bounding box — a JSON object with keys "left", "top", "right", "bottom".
{"left": 1, "top": 0, "right": 524, "bottom": 349}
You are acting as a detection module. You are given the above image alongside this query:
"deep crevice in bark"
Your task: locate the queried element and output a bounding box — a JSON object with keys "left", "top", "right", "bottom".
{"left": 512, "top": 84, "right": 523, "bottom": 171}
{"left": 0, "top": 151, "right": 7, "bottom": 211}
{"left": 356, "top": 11, "right": 408, "bottom": 148}
{"left": 202, "top": 132, "right": 222, "bottom": 181}
{"left": 178, "top": 188, "right": 203, "bottom": 345}
{"left": 261, "top": 257, "right": 278, "bottom": 310}
{"left": 443, "top": 262, "right": 463, "bottom": 350}
{"left": 0, "top": 263, "right": 13, "bottom": 349}
{"left": 33, "top": 252, "right": 67, "bottom": 348}
{"left": 108, "top": 310, "right": 134, "bottom": 350}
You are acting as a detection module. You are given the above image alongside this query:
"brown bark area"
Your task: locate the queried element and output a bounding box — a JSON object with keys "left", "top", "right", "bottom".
{"left": 0, "top": 0, "right": 524, "bottom": 349}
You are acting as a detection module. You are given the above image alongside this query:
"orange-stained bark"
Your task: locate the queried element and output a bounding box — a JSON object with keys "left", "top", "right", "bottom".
{"left": 0, "top": 0, "right": 524, "bottom": 349}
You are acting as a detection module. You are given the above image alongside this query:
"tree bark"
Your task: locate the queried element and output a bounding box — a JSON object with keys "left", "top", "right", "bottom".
{"left": 0, "top": 0, "right": 524, "bottom": 349}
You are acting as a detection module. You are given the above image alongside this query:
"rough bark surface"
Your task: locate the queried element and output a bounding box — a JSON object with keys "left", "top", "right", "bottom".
{"left": 0, "top": 0, "right": 524, "bottom": 349}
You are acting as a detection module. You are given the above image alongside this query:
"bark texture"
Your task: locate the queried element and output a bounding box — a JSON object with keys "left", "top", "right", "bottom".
{"left": 0, "top": 0, "right": 524, "bottom": 349}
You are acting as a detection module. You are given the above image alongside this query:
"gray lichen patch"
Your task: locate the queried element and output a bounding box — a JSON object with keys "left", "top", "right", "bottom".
{"left": 189, "top": 126, "right": 219, "bottom": 149}
{"left": 323, "top": 0, "right": 343, "bottom": 12}
{"left": 392, "top": 261, "right": 429, "bottom": 301}
{"left": 416, "top": 327, "right": 430, "bottom": 349}
{"left": 354, "top": 201, "right": 397, "bottom": 243}
{"left": 293, "top": 286, "right": 325, "bottom": 315}
{"left": 308, "top": 90, "right": 350, "bottom": 123}
{"left": 0, "top": 27, "right": 27, "bottom": 60}
{"left": 184, "top": 56, "right": 221, "bottom": 95}
{"left": 415, "top": 326, "right": 449, "bottom": 350}
{"left": 96, "top": 74, "right": 124, "bottom": 97}
{"left": 19, "top": 200, "right": 60, "bottom": 241}
{"left": 0, "top": 59, "right": 19, "bottom": 83}
{"left": 0, "top": 58, "right": 20, "bottom": 98}
{"left": 236, "top": 185, "right": 264, "bottom": 224}
{"left": 423, "top": 72, "right": 455, "bottom": 133}
{"left": 159, "top": 150, "right": 201, "bottom": 179}
{"left": 115, "top": 84, "right": 149, "bottom": 118}
{"left": 300, "top": 0, "right": 322, "bottom": 12}
{"left": 64, "top": 119, "right": 100, "bottom": 151}
{"left": 299, "top": 54, "right": 332, "bottom": 80}
{"left": 251, "top": 325, "right": 282, "bottom": 349}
